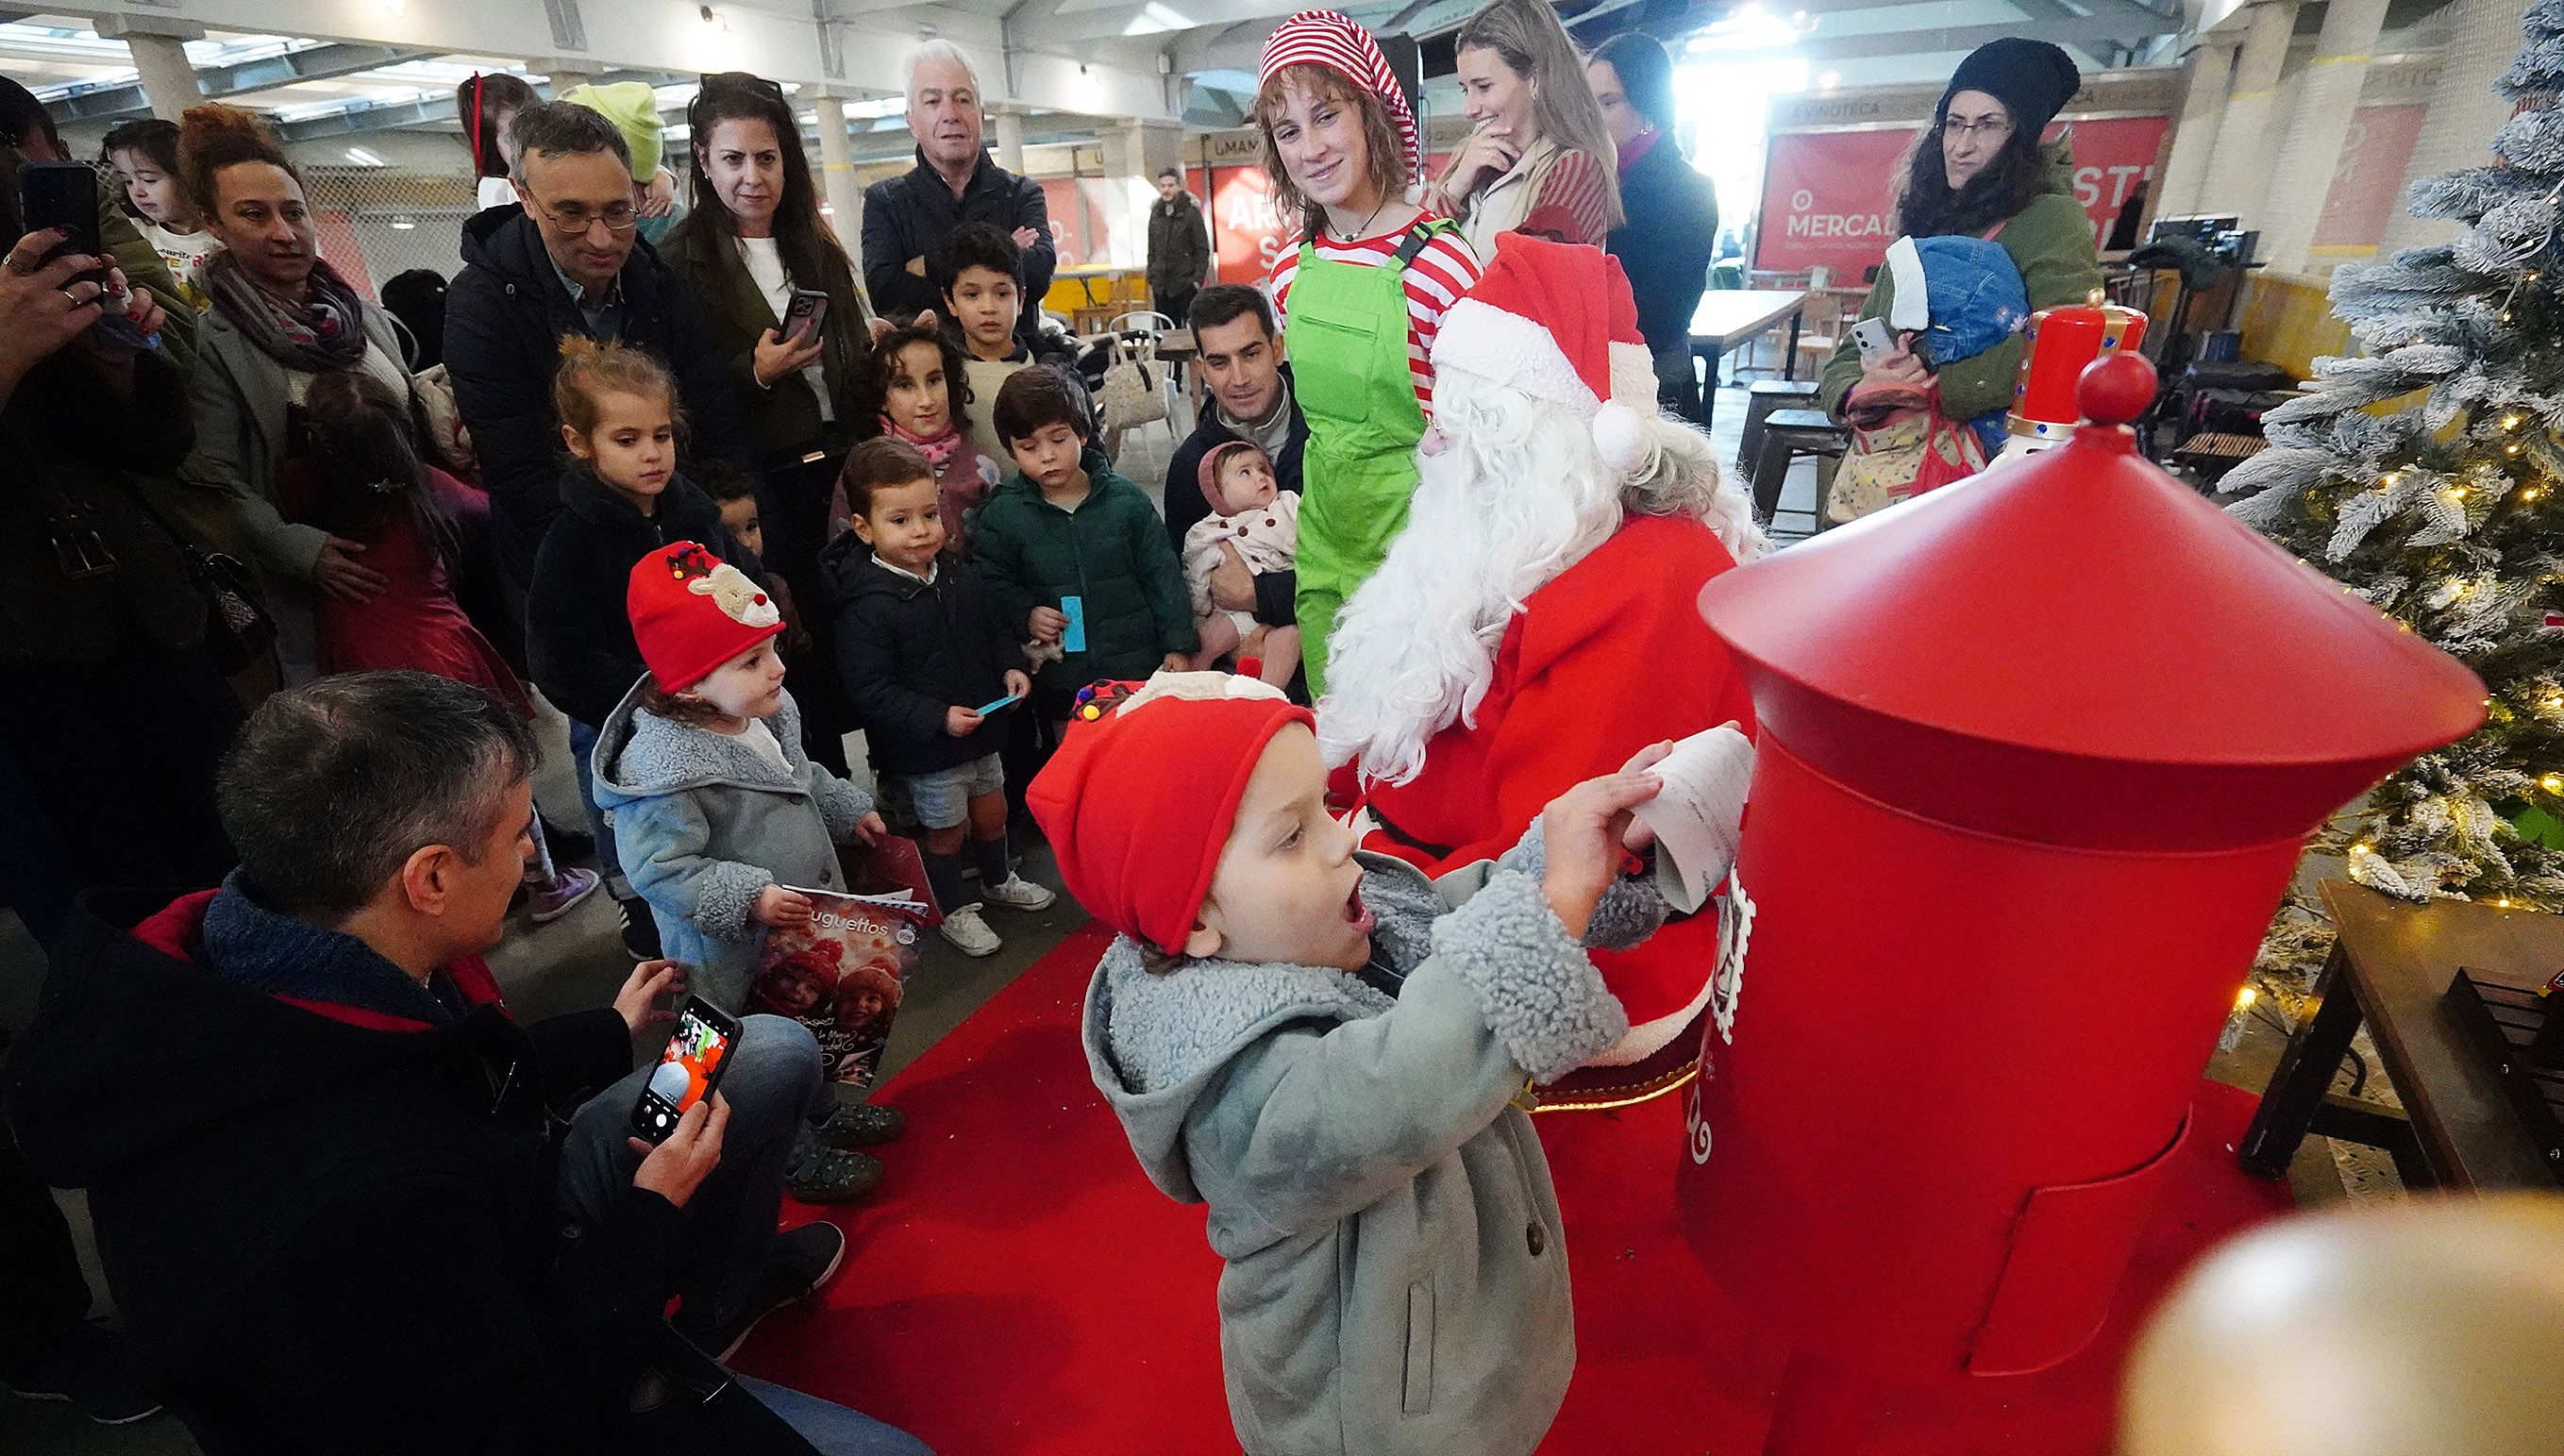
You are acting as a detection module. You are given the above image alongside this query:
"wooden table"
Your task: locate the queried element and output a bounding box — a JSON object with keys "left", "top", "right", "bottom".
{"left": 2238, "top": 880, "right": 2560, "bottom": 1190}
{"left": 1688, "top": 289, "right": 1808, "bottom": 428}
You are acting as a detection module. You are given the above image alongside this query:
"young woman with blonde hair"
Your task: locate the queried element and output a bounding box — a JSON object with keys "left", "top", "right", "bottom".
{"left": 1430, "top": 0, "right": 1623, "bottom": 254}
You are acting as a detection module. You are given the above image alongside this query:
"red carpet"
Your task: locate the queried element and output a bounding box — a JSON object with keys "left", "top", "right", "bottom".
{"left": 740, "top": 927, "right": 2292, "bottom": 1453}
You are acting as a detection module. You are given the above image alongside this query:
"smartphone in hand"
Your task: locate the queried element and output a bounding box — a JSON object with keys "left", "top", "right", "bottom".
{"left": 1850, "top": 316, "right": 1899, "bottom": 367}
{"left": 781, "top": 288, "right": 830, "bottom": 344}
{"left": 18, "top": 161, "right": 105, "bottom": 280}
{"left": 630, "top": 996, "right": 741, "bottom": 1145}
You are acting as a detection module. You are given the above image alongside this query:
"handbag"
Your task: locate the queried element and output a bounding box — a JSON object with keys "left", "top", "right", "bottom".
{"left": 118, "top": 484, "right": 278, "bottom": 675}
{"left": 181, "top": 543, "right": 279, "bottom": 675}
{"left": 1099, "top": 332, "right": 1168, "bottom": 431}
{"left": 1829, "top": 377, "right": 1988, "bottom": 524}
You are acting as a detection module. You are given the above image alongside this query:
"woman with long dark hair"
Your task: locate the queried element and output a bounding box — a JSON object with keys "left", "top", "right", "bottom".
{"left": 660, "top": 72, "right": 873, "bottom": 772}
{"left": 457, "top": 72, "right": 540, "bottom": 213}
{"left": 1818, "top": 39, "right": 2102, "bottom": 430}
{"left": 1588, "top": 31, "right": 1718, "bottom": 419}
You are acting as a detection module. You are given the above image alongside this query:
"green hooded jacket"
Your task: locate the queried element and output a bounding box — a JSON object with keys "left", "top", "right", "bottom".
{"left": 1819, "top": 138, "right": 2103, "bottom": 425}
{"left": 968, "top": 444, "right": 1199, "bottom": 696}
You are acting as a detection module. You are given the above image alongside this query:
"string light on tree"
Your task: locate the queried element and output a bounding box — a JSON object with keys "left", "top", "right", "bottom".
{"left": 2221, "top": 0, "right": 2564, "bottom": 999}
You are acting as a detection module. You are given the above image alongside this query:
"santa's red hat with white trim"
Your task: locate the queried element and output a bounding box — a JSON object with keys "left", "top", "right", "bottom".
{"left": 1429, "top": 232, "right": 1661, "bottom": 474}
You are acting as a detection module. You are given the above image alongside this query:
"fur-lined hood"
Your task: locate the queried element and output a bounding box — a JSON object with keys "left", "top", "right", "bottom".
{"left": 589, "top": 678, "right": 814, "bottom": 806}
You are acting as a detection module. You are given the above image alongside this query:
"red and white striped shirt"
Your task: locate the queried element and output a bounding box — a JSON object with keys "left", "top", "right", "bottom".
{"left": 1267, "top": 223, "right": 1483, "bottom": 416}
{"left": 1533, "top": 147, "right": 1614, "bottom": 247}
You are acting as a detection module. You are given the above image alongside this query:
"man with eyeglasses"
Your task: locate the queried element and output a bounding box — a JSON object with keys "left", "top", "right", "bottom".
{"left": 446, "top": 101, "right": 759, "bottom": 585}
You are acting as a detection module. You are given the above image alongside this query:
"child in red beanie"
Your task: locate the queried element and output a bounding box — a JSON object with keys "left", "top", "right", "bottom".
{"left": 589, "top": 541, "right": 901, "bottom": 1203}
{"left": 1031, "top": 668, "right": 1669, "bottom": 1456}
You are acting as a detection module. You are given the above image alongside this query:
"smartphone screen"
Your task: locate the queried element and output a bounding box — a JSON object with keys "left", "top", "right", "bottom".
{"left": 630, "top": 998, "right": 738, "bottom": 1144}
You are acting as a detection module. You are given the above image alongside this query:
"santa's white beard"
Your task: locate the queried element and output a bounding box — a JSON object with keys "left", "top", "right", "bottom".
{"left": 1319, "top": 375, "right": 1623, "bottom": 784}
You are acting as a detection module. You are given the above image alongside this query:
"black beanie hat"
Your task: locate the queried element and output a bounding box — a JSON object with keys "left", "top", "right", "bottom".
{"left": 1939, "top": 38, "right": 2081, "bottom": 141}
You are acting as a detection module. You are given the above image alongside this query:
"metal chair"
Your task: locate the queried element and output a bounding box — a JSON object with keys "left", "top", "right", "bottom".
{"left": 1750, "top": 409, "right": 1852, "bottom": 528}
{"left": 1736, "top": 379, "right": 1823, "bottom": 475}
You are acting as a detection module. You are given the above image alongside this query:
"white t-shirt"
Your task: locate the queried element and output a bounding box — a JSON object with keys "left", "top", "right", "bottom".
{"left": 141, "top": 222, "right": 222, "bottom": 312}
{"left": 736, "top": 235, "right": 832, "bottom": 422}
{"left": 477, "top": 176, "right": 517, "bottom": 211}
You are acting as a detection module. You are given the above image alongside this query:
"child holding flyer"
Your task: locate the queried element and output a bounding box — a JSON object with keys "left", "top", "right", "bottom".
{"left": 825, "top": 437, "right": 1053, "bottom": 960}
{"left": 589, "top": 539, "right": 902, "bottom": 1200}
{"left": 1036, "top": 670, "right": 1668, "bottom": 1456}
{"left": 1257, "top": 9, "right": 1483, "bottom": 695}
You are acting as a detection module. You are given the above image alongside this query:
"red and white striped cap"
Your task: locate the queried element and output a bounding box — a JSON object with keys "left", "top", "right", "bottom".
{"left": 1256, "top": 10, "right": 1422, "bottom": 183}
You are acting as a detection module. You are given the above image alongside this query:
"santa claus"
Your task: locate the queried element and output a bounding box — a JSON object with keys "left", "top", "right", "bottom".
{"left": 1321, "top": 233, "right": 1766, "bottom": 1105}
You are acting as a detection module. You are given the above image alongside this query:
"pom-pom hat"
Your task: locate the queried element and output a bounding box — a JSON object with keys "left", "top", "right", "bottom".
{"left": 1028, "top": 672, "right": 1313, "bottom": 955}
{"left": 1429, "top": 232, "right": 1661, "bottom": 474}
{"left": 627, "top": 541, "right": 784, "bottom": 694}
{"left": 1257, "top": 10, "right": 1423, "bottom": 185}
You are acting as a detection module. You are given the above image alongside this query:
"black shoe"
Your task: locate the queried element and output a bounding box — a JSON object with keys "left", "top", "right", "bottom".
{"left": 540, "top": 812, "right": 595, "bottom": 861}
{"left": 617, "top": 897, "right": 662, "bottom": 961}
{"left": 675, "top": 1221, "right": 848, "bottom": 1364}
{"left": 4, "top": 1322, "right": 162, "bottom": 1426}
{"left": 814, "top": 1098, "right": 906, "bottom": 1147}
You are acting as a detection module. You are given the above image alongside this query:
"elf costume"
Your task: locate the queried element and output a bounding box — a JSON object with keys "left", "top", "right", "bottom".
{"left": 1260, "top": 10, "right": 1483, "bottom": 697}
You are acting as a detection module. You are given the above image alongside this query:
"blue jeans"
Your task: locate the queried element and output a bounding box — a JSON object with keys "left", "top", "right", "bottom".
{"left": 557, "top": 1014, "right": 831, "bottom": 1323}
{"left": 737, "top": 1376, "right": 934, "bottom": 1455}
{"left": 568, "top": 717, "right": 630, "bottom": 899}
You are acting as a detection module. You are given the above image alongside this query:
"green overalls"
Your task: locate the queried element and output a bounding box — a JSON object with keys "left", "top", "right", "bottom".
{"left": 1284, "top": 221, "right": 1455, "bottom": 698}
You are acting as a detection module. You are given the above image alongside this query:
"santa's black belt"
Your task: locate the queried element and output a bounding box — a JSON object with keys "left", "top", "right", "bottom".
{"left": 1366, "top": 803, "right": 1454, "bottom": 862}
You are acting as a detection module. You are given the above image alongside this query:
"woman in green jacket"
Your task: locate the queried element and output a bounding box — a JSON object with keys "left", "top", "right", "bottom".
{"left": 1820, "top": 39, "right": 2102, "bottom": 429}
{"left": 662, "top": 72, "right": 873, "bottom": 771}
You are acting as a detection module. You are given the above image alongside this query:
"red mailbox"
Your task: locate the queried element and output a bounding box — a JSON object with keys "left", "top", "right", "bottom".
{"left": 1675, "top": 358, "right": 2484, "bottom": 1407}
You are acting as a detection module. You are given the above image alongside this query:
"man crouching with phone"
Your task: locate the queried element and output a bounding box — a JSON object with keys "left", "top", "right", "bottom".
{"left": 4, "top": 671, "right": 930, "bottom": 1455}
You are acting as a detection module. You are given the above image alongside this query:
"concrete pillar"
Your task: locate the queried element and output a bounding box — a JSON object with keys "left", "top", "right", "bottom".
{"left": 813, "top": 93, "right": 866, "bottom": 267}
{"left": 2258, "top": 0, "right": 2389, "bottom": 273}
{"left": 1100, "top": 119, "right": 1186, "bottom": 271}
{"left": 2199, "top": 0, "right": 2300, "bottom": 222}
{"left": 2379, "top": 0, "right": 2528, "bottom": 253}
{"left": 992, "top": 109, "right": 1027, "bottom": 173}
{"left": 94, "top": 17, "right": 208, "bottom": 121}
{"left": 2154, "top": 36, "right": 2237, "bottom": 218}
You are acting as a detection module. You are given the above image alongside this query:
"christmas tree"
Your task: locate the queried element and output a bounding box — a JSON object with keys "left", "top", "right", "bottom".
{"left": 2224, "top": 0, "right": 2564, "bottom": 980}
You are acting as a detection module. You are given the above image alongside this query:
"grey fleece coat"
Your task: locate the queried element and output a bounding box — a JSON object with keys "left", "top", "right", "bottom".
{"left": 589, "top": 681, "right": 876, "bottom": 1010}
{"left": 1081, "top": 824, "right": 1661, "bottom": 1456}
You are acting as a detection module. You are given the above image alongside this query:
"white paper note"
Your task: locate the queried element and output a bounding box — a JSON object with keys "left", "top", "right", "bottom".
{"left": 1631, "top": 723, "right": 1754, "bottom": 914}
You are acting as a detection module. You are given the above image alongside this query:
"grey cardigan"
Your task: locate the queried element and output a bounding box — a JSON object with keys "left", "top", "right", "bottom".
{"left": 180, "top": 298, "right": 411, "bottom": 680}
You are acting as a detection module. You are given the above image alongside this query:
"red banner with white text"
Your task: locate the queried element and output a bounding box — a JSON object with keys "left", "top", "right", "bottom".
{"left": 1753, "top": 116, "right": 2170, "bottom": 278}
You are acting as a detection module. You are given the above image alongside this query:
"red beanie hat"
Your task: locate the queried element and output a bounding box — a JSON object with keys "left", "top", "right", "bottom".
{"left": 1027, "top": 673, "right": 1313, "bottom": 955}
{"left": 626, "top": 541, "right": 785, "bottom": 694}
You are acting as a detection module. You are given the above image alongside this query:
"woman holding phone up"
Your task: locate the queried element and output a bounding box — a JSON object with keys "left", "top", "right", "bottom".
{"left": 662, "top": 72, "right": 872, "bottom": 772}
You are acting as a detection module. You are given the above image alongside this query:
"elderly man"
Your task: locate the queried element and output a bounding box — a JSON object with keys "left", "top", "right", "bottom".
{"left": 863, "top": 41, "right": 1055, "bottom": 347}
{"left": 3, "top": 671, "right": 930, "bottom": 1456}
{"left": 445, "top": 101, "right": 758, "bottom": 581}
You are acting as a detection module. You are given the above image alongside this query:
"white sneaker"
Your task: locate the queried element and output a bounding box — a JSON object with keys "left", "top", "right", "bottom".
{"left": 939, "top": 904, "right": 1002, "bottom": 957}
{"left": 983, "top": 874, "right": 1056, "bottom": 912}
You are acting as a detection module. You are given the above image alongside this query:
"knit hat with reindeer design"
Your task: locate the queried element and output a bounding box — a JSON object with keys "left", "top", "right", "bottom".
{"left": 627, "top": 541, "right": 784, "bottom": 693}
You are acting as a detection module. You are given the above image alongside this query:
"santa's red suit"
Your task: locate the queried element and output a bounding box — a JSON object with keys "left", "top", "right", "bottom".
{"left": 1325, "top": 235, "right": 1763, "bottom": 1105}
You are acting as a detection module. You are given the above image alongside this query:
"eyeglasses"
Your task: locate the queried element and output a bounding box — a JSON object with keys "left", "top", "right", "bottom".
{"left": 527, "top": 193, "right": 638, "bottom": 236}
{"left": 1941, "top": 115, "right": 2013, "bottom": 142}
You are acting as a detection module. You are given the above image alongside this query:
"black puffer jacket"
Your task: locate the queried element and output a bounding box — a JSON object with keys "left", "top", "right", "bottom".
{"left": 444, "top": 205, "right": 761, "bottom": 580}
{"left": 825, "top": 531, "right": 1025, "bottom": 778}
{"left": 526, "top": 465, "right": 747, "bottom": 728}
